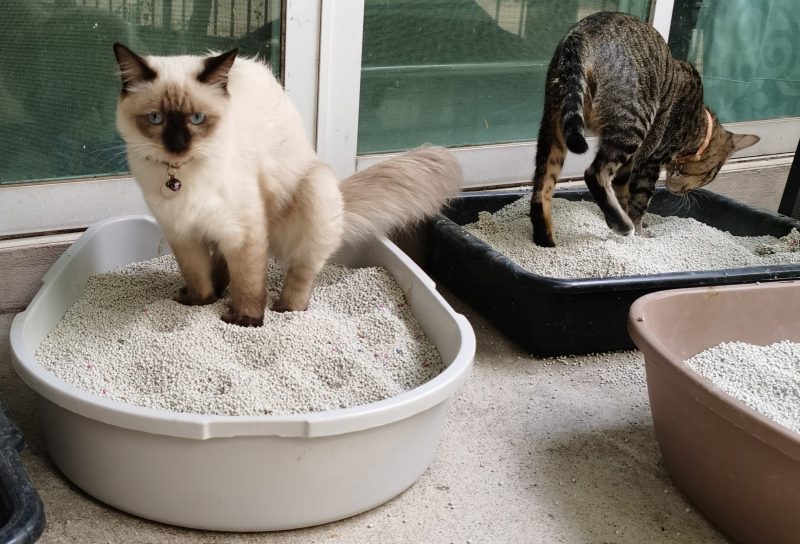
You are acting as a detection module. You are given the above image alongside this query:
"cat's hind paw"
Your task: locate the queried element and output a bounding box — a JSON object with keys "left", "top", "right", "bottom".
{"left": 271, "top": 303, "right": 308, "bottom": 313}
{"left": 221, "top": 311, "right": 264, "bottom": 327}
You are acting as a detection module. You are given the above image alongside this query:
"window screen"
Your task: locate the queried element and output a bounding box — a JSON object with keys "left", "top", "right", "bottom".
{"left": 357, "top": 0, "right": 652, "bottom": 154}
{"left": 0, "top": 0, "right": 280, "bottom": 185}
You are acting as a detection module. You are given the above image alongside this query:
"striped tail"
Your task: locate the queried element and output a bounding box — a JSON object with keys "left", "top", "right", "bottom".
{"left": 558, "top": 33, "right": 589, "bottom": 154}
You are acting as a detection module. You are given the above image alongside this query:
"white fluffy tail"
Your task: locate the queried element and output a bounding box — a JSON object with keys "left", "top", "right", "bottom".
{"left": 340, "top": 145, "right": 462, "bottom": 244}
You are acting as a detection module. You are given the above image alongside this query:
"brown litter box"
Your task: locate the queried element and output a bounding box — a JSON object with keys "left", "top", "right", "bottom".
{"left": 628, "top": 280, "right": 800, "bottom": 544}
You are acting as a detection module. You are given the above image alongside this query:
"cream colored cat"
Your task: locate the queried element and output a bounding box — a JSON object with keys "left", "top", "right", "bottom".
{"left": 114, "top": 44, "right": 460, "bottom": 326}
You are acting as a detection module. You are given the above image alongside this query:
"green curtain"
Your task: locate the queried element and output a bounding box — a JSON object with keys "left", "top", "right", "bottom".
{"left": 686, "top": 0, "right": 800, "bottom": 122}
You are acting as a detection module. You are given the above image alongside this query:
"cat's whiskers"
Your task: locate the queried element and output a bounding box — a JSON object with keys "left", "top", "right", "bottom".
{"left": 679, "top": 193, "right": 694, "bottom": 217}
{"left": 190, "top": 142, "right": 224, "bottom": 162}
{"left": 73, "top": 140, "right": 144, "bottom": 170}
{"left": 687, "top": 189, "right": 708, "bottom": 217}
{"left": 664, "top": 190, "right": 684, "bottom": 217}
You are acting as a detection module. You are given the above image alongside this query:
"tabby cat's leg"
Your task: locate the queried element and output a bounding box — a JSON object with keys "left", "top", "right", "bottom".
{"left": 221, "top": 231, "right": 268, "bottom": 327}
{"left": 584, "top": 144, "right": 635, "bottom": 236}
{"left": 171, "top": 238, "right": 217, "bottom": 306}
{"left": 530, "top": 105, "right": 566, "bottom": 247}
{"left": 627, "top": 157, "right": 663, "bottom": 236}
{"left": 611, "top": 160, "right": 634, "bottom": 216}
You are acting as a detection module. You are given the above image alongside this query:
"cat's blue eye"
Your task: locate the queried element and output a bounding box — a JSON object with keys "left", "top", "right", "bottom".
{"left": 189, "top": 113, "right": 207, "bottom": 125}
{"left": 147, "top": 111, "right": 163, "bottom": 125}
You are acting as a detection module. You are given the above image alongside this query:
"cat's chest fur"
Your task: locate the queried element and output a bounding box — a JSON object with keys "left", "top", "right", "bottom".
{"left": 130, "top": 157, "right": 261, "bottom": 248}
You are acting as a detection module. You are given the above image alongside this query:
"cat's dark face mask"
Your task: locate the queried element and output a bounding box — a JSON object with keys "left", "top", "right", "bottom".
{"left": 665, "top": 157, "right": 725, "bottom": 194}
{"left": 113, "top": 44, "right": 238, "bottom": 163}
{"left": 665, "top": 128, "right": 760, "bottom": 195}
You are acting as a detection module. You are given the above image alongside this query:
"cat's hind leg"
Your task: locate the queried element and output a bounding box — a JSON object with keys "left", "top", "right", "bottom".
{"left": 530, "top": 104, "right": 566, "bottom": 247}
{"left": 273, "top": 261, "right": 324, "bottom": 313}
{"left": 611, "top": 159, "right": 634, "bottom": 217}
{"left": 270, "top": 163, "right": 344, "bottom": 312}
{"left": 584, "top": 141, "right": 636, "bottom": 236}
{"left": 171, "top": 238, "right": 218, "bottom": 306}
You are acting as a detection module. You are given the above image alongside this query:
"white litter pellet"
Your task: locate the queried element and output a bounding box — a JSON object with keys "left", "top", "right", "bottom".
{"left": 685, "top": 341, "right": 800, "bottom": 433}
{"left": 36, "top": 255, "right": 444, "bottom": 417}
{"left": 463, "top": 195, "right": 800, "bottom": 278}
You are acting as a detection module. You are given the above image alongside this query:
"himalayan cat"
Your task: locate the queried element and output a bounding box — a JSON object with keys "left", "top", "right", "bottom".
{"left": 113, "top": 44, "right": 460, "bottom": 326}
{"left": 530, "top": 11, "right": 760, "bottom": 247}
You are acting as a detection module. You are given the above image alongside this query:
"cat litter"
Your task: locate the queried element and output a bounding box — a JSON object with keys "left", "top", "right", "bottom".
{"left": 686, "top": 341, "right": 800, "bottom": 434}
{"left": 463, "top": 194, "right": 800, "bottom": 279}
{"left": 35, "top": 255, "right": 444, "bottom": 417}
{"left": 12, "top": 216, "right": 475, "bottom": 530}
{"left": 427, "top": 188, "right": 800, "bottom": 356}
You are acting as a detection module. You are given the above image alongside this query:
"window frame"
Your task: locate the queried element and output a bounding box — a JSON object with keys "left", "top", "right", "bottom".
{"left": 1, "top": 0, "right": 797, "bottom": 237}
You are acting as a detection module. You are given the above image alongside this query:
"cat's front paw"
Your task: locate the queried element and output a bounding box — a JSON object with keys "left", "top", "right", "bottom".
{"left": 606, "top": 216, "right": 635, "bottom": 237}
{"left": 175, "top": 287, "right": 217, "bottom": 306}
{"left": 221, "top": 311, "right": 264, "bottom": 327}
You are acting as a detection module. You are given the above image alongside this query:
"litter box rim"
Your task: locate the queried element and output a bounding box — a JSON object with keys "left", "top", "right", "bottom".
{"left": 10, "top": 215, "right": 476, "bottom": 441}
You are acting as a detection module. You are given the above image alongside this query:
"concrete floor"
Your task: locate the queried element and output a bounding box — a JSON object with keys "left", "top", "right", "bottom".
{"left": 0, "top": 289, "right": 731, "bottom": 544}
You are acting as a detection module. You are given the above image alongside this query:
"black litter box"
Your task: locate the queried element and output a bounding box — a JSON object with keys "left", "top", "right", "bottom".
{"left": 0, "top": 402, "right": 44, "bottom": 543}
{"left": 426, "top": 187, "right": 800, "bottom": 357}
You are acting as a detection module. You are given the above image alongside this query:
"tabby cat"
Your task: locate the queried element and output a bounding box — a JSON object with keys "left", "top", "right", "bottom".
{"left": 530, "top": 11, "right": 759, "bottom": 247}
{"left": 113, "top": 45, "right": 460, "bottom": 326}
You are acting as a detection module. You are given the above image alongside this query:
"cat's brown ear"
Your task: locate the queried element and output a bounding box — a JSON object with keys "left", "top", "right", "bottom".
{"left": 731, "top": 133, "right": 760, "bottom": 151}
{"left": 198, "top": 49, "right": 239, "bottom": 91}
{"left": 113, "top": 43, "right": 157, "bottom": 94}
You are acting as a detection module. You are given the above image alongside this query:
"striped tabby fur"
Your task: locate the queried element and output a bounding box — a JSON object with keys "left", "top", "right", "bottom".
{"left": 530, "top": 12, "right": 759, "bottom": 247}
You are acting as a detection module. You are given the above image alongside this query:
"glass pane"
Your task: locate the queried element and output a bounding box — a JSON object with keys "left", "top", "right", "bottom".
{"left": 669, "top": 0, "right": 800, "bottom": 123}
{"left": 358, "top": 0, "right": 651, "bottom": 154}
{"left": 0, "top": 0, "right": 281, "bottom": 185}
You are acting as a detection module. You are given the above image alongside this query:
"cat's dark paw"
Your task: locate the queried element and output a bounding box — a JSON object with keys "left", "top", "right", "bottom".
{"left": 271, "top": 303, "right": 308, "bottom": 313}
{"left": 175, "top": 287, "right": 217, "bottom": 306}
{"left": 221, "top": 311, "right": 264, "bottom": 327}
{"left": 532, "top": 232, "right": 556, "bottom": 248}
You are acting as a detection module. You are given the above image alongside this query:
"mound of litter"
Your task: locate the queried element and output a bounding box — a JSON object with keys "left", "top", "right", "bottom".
{"left": 463, "top": 194, "right": 800, "bottom": 278}
{"left": 755, "top": 228, "right": 800, "bottom": 255}
{"left": 36, "top": 256, "right": 444, "bottom": 416}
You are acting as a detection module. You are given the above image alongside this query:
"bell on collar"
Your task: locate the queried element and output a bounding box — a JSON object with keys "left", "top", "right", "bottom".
{"left": 166, "top": 175, "right": 182, "bottom": 192}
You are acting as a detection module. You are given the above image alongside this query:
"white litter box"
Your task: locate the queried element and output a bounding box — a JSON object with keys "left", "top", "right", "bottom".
{"left": 9, "top": 216, "right": 475, "bottom": 532}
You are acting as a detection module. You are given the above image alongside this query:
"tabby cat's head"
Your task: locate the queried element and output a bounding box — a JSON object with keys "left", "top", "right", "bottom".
{"left": 665, "top": 114, "right": 759, "bottom": 194}
{"left": 113, "top": 43, "right": 238, "bottom": 164}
